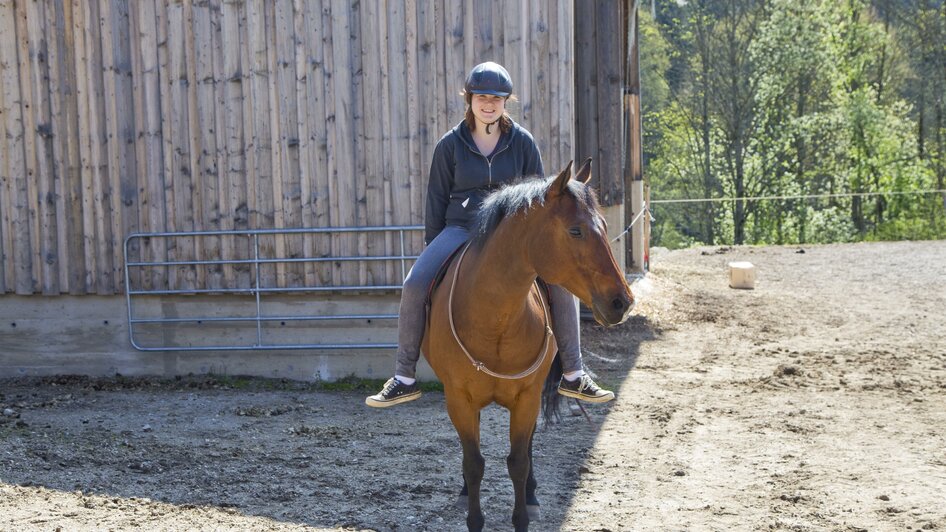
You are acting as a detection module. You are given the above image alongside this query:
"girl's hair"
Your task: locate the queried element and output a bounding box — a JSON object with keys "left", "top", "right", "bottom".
{"left": 463, "top": 91, "right": 517, "bottom": 134}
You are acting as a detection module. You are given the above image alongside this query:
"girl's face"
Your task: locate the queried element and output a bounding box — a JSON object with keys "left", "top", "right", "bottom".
{"left": 470, "top": 94, "right": 507, "bottom": 129}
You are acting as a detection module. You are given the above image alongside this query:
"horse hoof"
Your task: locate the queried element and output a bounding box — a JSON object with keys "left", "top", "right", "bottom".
{"left": 455, "top": 495, "right": 468, "bottom": 510}
{"left": 527, "top": 504, "right": 541, "bottom": 521}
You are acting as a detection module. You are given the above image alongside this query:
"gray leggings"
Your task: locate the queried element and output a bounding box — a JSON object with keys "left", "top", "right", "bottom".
{"left": 395, "top": 225, "right": 582, "bottom": 378}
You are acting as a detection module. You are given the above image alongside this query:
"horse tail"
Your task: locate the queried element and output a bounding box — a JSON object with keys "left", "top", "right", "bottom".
{"left": 541, "top": 350, "right": 563, "bottom": 425}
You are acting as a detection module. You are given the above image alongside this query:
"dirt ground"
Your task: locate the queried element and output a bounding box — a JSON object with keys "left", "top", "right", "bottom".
{"left": 2, "top": 240, "right": 944, "bottom": 531}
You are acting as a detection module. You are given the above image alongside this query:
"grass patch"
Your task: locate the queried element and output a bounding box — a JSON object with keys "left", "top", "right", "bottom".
{"left": 12, "top": 373, "right": 444, "bottom": 393}
{"left": 315, "top": 375, "right": 444, "bottom": 393}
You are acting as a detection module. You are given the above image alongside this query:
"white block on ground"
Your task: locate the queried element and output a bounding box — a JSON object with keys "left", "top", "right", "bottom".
{"left": 729, "top": 261, "right": 756, "bottom": 289}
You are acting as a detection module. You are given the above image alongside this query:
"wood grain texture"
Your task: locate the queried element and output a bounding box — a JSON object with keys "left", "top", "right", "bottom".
{"left": 0, "top": 0, "right": 588, "bottom": 294}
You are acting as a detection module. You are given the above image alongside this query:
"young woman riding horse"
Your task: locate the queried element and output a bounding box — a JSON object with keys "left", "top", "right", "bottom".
{"left": 366, "top": 61, "right": 613, "bottom": 408}
{"left": 425, "top": 164, "right": 633, "bottom": 531}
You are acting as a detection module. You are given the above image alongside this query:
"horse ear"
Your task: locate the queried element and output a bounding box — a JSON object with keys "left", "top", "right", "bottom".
{"left": 575, "top": 157, "right": 592, "bottom": 184}
{"left": 551, "top": 161, "right": 574, "bottom": 196}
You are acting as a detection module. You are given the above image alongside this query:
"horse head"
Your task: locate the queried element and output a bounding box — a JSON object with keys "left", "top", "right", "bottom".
{"left": 530, "top": 159, "right": 635, "bottom": 326}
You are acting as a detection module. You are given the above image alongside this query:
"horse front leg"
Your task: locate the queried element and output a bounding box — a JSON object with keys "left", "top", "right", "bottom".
{"left": 508, "top": 395, "right": 541, "bottom": 532}
{"left": 526, "top": 429, "right": 540, "bottom": 520}
{"left": 446, "top": 399, "right": 485, "bottom": 532}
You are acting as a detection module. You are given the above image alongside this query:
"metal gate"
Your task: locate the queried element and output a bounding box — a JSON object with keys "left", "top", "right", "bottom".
{"left": 123, "top": 226, "right": 422, "bottom": 352}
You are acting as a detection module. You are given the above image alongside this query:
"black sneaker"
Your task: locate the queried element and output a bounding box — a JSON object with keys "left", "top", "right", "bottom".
{"left": 365, "top": 377, "right": 421, "bottom": 408}
{"left": 557, "top": 374, "right": 614, "bottom": 403}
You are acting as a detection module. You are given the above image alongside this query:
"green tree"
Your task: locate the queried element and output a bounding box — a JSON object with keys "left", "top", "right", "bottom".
{"left": 644, "top": 0, "right": 945, "bottom": 248}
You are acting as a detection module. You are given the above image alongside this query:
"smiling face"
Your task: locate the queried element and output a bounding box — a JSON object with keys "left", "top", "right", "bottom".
{"left": 470, "top": 94, "right": 507, "bottom": 129}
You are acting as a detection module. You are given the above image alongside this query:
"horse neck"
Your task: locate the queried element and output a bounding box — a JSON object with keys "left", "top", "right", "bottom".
{"left": 459, "top": 219, "right": 541, "bottom": 333}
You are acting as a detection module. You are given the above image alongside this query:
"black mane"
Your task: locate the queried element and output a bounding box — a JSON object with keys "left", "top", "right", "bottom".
{"left": 471, "top": 176, "right": 599, "bottom": 245}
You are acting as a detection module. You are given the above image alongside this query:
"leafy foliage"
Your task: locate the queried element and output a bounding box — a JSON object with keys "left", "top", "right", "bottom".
{"left": 645, "top": 0, "right": 946, "bottom": 248}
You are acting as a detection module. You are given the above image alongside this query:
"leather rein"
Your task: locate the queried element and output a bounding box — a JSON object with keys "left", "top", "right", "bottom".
{"left": 447, "top": 241, "right": 554, "bottom": 380}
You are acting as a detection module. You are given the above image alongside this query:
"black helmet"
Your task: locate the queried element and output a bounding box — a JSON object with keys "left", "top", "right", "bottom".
{"left": 465, "top": 62, "right": 513, "bottom": 97}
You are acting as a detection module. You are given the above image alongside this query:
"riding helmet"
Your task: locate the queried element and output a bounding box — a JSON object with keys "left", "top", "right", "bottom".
{"left": 464, "top": 62, "right": 513, "bottom": 97}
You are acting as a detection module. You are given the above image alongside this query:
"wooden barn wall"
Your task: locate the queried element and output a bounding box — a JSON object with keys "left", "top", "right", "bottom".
{"left": 0, "top": 0, "right": 575, "bottom": 295}
{"left": 574, "top": 0, "right": 624, "bottom": 207}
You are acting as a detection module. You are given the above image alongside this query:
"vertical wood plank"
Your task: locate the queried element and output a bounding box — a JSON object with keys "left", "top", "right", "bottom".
{"left": 463, "top": 0, "right": 474, "bottom": 69}
{"left": 444, "top": 0, "right": 466, "bottom": 121}
{"left": 387, "top": 0, "right": 412, "bottom": 259}
{"left": 99, "top": 0, "right": 117, "bottom": 292}
{"left": 575, "top": 0, "right": 598, "bottom": 177}
{"left": 166, "top": 0, "right": 197, "bottom": 289}
{"left": 327, "top": 0, "right": 356, "bottom": 285}
{"left": 22, "top": 0, "right": 57, "bottom": 294}
{"left": 433, "top": 0, "right": 447, "bottom": 140}
{"left": 404, "top": 0, "right": 422, "bottom": 251}
{"left": 378, "top": 0, "right": 398, "bottom": 282}
{"left": 72, "top": 0, "right": 96, "bottom": 293}
{"left": 101, "top": 0, "right": 139, "bottom": 292}
{"left": 595, "top": 0, "right": 622, "bottom": 206}
{"left": 182, "top": 0, "right": 204, "bottom": 287}
{"left": 359, "top": 0, "right": 385, "bottom": 284}
{"left": 299, "top": 0, "right": 332, "bottom": 286}
{"left": 0, "top": 21, "right": 8, "bottom": 292}
{"left": 415, "top": 0, "right": 437, "bottom": 183}
{"left": 86, "top": 0, "right": 114, "bottom": 294}
{"left": 135, "top": 0, "right": 168, "bottom": 291}
{"left": 238, "top": 0, "right": 259, "bottom": 287}
{"left": 44, "top": 0, "right": 74, "bottom": 292}
{"left": 264, "top": 0, "right": 285, "bottom": 287}
{"left": 57, "top": 0, "right": 87, "bottom": 294}
{"left": 322, "top": 0, "right": 339, "bottom": 285}
{"left": 558, "top": 0, "right": 574, "bottom": 170}
{"left": 529, "top": 0, "right": 551, "bottom": 171}
{"left": 502, "top": 0, "right": 522, "bottom": 128}
{"left": 273, "top": 0, "right": 303, "bottom": 287}
{"left": 155, "top": 0, "right": 177, "bottom": 289}
{"left": 0, "top": 0, "right": 32, "bottom": 294}
{"left": 246, "top": 0, "right": 275, "bottom": 287}
{"left": 473, "top": 1, "right": 492, "bottom": 66}
{"left": 127, "top": 0, "right": 146, "bottom": 291}
{"left": 192, "top": 0, "right": 223, "bottom": 288}
{"left": 219, "top": 0, "right": 248, "bottom": 289}
{"left": 492, "top": 0, "right": 504, "bottom": 60}
{"left": 292, "top": 0, "right": 312, "bottom": 286}
{"left": 348, "top": 0, "right": 368, "bottom": 286}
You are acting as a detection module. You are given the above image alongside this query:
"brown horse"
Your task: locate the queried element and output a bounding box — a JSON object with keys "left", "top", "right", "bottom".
{"left": 422, "top": 160, "right": 634, "bottom": 531}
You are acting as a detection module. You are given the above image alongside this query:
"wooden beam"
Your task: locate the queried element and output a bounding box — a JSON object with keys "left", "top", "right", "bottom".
{"left": 625, "top": 1, "right": 646, "bottom": 273}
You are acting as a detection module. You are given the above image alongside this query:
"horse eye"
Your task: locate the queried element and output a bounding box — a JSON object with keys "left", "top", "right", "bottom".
{"left": 568, "top": 227, "right": 583, "bottom": 238}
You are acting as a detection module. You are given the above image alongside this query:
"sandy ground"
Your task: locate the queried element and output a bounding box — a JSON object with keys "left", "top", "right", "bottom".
{"left": 2, "top": 240, "right": 944, "bottom": 531}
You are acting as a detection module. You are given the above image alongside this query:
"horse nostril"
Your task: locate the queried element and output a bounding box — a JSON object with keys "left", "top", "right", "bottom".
{"left": 611, "top": 297, "right": 626, "bottom": 311}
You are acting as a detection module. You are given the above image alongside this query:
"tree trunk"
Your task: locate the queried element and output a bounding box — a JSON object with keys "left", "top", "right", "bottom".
{"left": 701, "top": 62, "right": 714, "bottom": 245}
{"left": 734, "top": 137, "right": 746, "bottom": 245}
{"left": 796, "top": 78, "right": 808, "bottom": 243}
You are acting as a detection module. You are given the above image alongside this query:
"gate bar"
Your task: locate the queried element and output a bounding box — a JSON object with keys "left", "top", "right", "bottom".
{"left": 124, "top": 226, "right": 423, "bottom": 351}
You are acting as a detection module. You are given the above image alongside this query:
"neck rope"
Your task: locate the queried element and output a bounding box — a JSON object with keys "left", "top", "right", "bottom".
{"left": 447, "top": 242, "right": 554, "bottom": 380}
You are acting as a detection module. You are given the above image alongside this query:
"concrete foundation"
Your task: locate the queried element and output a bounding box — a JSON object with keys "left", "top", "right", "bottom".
{"left": 0, "top": 294, "right": 436, "bottom": 382}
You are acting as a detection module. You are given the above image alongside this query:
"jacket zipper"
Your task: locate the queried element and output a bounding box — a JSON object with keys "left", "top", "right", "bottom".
{"left": 484, "top": 144, "right": 510, "bottom": 187}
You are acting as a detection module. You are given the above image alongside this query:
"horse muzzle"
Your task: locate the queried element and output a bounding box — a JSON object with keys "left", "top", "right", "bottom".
{"left": 590, "top": 291, "right": 634, "bottom": 326}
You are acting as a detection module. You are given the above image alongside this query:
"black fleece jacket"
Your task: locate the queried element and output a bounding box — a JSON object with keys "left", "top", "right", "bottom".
{"left": 424, "top": 120, "right": 544, "bottom": 244}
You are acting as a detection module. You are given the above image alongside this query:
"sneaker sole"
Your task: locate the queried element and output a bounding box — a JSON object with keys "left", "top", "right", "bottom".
{"left": 557, "top": 388, "right": 615, "bottom": 403}
{"left": 365, "top": 391, "right": 422, "bottom": 408}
